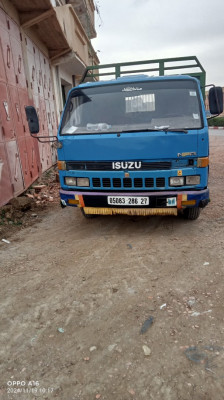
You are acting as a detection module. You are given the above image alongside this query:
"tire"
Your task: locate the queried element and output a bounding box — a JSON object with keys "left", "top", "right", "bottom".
{"left": 183, "top": 207, "right": 200, "bottom": 220}
{"left": 81, "top": 208, "right": 97, "bottom": 219}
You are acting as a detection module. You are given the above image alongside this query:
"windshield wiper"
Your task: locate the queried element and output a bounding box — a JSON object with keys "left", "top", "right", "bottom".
{"left": 161, "top": 128, "right": 188, "bottom": 133}
{"left": 121, "top": 128, "right": 162, "bottom": 133}
{"left": 121, "top": 127, "right": 188, "bottom": 133}
{"left": 154, "top": 125, "right": 188, "bottom": 133}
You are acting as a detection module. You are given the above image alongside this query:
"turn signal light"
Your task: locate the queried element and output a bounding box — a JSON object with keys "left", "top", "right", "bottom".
{"left": 182, "top": 200, "right": 196, "bottom": 206}
{"left": 68, "top": 199, "right": 80, "bottom": 205}
{"left": 197, "top": 157, "right": 209, "bottom": 168}
{"left": 57, "top": 161, "right": 66, "bottom": 170}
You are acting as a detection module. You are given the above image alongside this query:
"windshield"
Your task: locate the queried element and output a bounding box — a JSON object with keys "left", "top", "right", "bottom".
{"left": 60, "top": 79, "right": 203, "bottom": 135}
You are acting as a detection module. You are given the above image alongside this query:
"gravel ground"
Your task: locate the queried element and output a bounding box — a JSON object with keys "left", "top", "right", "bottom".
{"left": 0, "top": 130, "right": 224, "bottom": 400}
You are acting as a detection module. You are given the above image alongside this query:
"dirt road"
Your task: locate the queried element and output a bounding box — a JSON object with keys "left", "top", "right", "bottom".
{"left": 1, "top": 131, "right": 224, "bottom": 400}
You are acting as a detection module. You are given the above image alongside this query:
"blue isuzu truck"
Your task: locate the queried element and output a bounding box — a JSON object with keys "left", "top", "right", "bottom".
{"left": 26, "top": 57, "right": 223, "bottom": 220}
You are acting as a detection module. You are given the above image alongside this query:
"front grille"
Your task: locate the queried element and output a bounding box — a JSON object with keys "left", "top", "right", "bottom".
{"left": 92, "top": 178, "right": 101, "bottom": 187}
{"left": 145, "top": 178, "right": 154, "bottom": 187}
{"left": 102, "top": 178, "right": 111, "bottom": 188}
{"left": 66, "top": 161, "right": 172, "bottom": 171}
{"left": 134, "top": 178, "right": 143, "bottom": 188}
{"left": 123, "top": 178, "right": 132, "bottom": 188}
{"left": 91, "top": 176, "right": 166, "bottom": 190}
{"left": 156, "top": 178, "right": 165, "bottom": 187}
{"left": 113, "top": 178, "right": 121, "bottom": 188}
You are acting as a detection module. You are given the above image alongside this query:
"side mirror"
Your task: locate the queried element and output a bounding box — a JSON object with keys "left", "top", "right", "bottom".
{"left": 209, "top": 87, "right": 223, "bottom": 115}
{"left": 25, "top": 106, "right": 39, "bottom": 134}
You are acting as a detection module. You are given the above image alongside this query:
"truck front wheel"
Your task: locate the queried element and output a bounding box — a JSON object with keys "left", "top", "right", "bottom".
{"left": 183, "top": 207, "right": 200, "bottom": 220}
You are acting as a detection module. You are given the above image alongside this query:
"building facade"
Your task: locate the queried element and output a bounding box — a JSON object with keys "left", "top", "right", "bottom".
{"left": 0, "top": 0, "right": 99, "bottom": 207}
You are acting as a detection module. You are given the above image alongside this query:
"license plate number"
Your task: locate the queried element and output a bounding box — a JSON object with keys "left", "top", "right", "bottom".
{"left": 107, "top": 196, "right": 149, "bottom": 206}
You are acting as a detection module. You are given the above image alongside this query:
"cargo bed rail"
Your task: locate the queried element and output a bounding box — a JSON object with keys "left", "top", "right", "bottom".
{"left": 81, "top": 56, "right": 206, "bottom": 97}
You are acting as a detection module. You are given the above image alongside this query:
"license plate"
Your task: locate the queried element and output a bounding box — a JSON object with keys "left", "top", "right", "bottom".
{"left": 107, "top": 196, "right": 149, "bottom": 206}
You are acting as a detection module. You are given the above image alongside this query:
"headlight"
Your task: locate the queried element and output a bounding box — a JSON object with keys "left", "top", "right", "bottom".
{"left": 65, "top": 177, "right": 77, "bottom": 186}
{"left": 186, "top": 175, "right": 200, "bottom": 185}
{"left": 170, "top": 177, "right": 184, "bottom": 186}
{"left": 77, "top": 178, "right": 90, "bottom": 187}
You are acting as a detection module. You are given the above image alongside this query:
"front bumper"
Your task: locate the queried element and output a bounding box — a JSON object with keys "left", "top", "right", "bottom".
{"left": 60, "top": 188, "right": 209, "bottom": 216}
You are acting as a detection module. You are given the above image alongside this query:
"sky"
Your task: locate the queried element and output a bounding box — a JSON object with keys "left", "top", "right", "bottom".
{"left": 92, "top": 0, "right": 224, "bottom": 86}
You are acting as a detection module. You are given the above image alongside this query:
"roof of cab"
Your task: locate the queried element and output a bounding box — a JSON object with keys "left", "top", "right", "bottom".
{"left": 76, "top": 74, "right": 199, "bottom": 90}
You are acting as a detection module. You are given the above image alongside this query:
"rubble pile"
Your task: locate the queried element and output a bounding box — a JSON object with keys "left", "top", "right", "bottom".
{"left": 0, "top": 167, "right": 60, "bottom": 240}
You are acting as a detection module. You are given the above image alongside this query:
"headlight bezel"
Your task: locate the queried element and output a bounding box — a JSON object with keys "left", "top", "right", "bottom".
{"left": 186, "top": 175, "right": 200, "bottom": 185}
{"left": 169, "top": 177, "right": 185, "bottom": 187}
{"left": 64, "top": 177, "right": 77, "bottom": 186}
{"left": 76, "top": 178, "right": 90, "bottom": 187}
{"left": 64, "top": 177, "right": 90, "bottom": 187}
{"left": 170, "top": 175, "right": 201, "bottom": 187}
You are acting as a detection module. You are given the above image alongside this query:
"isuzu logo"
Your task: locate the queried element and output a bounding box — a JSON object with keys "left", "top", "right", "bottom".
{"left": 112, "top": 161, "right": 142, "bottom": 170}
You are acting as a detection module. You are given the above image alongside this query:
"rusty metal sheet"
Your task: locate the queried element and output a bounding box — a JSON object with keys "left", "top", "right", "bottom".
{"left": 0, "top": 22, "right": 17, "bottom": 86}
{"left": 31, "top": 94, "right": 41, "bottom": 140}
{"left": 0, "top": 34, "right": 6, "bottom": 83}
{"left": 50, "top": 99, "right": 58, "bottom": 134}
{"left": 30, "top": 95, "right": 42, "bottom": 172}
{"left": 0, "top": 10, "right": 56, "bottom": 205}
{"left": 32, "top": 94, "right": 39, "bottom": 115}
{"left": 39, "top": 96, "right": 48, "bottom": 134}
{"left": 0, "top": 82, "right": 16, "bottom": 141}
{"left": 0, "top": 7, "right": 7, "bottom": 30}
{"left": 0, "top": 121, "right": 3, "bottom": 143}
{"left": 11, "top": 92, "right": 39, "bottom": 188}
{"left": 50, "top": 143, "right": 57, "bottom": 165}
{"left": 25, "top": 136, "right": 39, "bottom": 182}
{"left": 25, "top": 37, "right": 41, "bottom": 95}
{"left": 45, "top": 58, "right": 53, "bottom": 101}
{"left": 45, "top": 99, "right": 52, "bottom": 136}
{"left": 49, "top": 99, "right": 58, "bottom": 164}
{"left": 39, "top": 51, "right": 49, "bottom": 101}
{"left": 17, "top": 88, "right": 30, "bottom": 136}
{"left": 0, "top": 141, "right": 13, "bottom": 206}
{"left": 6, "top": 15, "right": 20, "bottom": 41}
{"left": 8, "top": 85, "right": 25, "bottom": 139}
{"left": 38, "top": 141, "right": 52, "bottom": 172}
{"left": 27, "top": 49, "right": 38, "bottom": 95}
{"left": 48, "top": 97, "right": 58, "bottom": 165}
{"left": 33, "top": 136, "right": 41, "bottom": 176}
{"left": 33, "top": 45, "right": 44, "bottom": 98}
{"left": 5, "top": 139, "right": 24, "bottom": 195}
{"left": 23, "top": 96, "right": 42, "bottom": 178}
{"left": 24, "top": 34, "right": 34, "bottom": 54}
{"left": 10, "top": 35, "right": 27, "bottom": 89}
{"left": 17, "top": 136, "right": 31, "bottom": 187}
{"left": 20, "top": 96, "right": 40, "bottom": 185}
